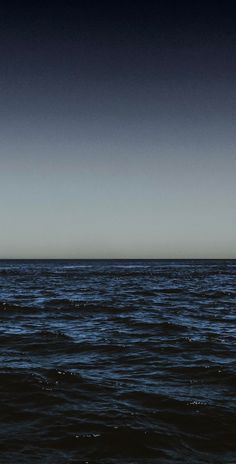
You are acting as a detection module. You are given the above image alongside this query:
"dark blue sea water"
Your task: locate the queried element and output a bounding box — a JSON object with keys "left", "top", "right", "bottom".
{"left": 0, "top": 259, "right": 235, "bottom": 463}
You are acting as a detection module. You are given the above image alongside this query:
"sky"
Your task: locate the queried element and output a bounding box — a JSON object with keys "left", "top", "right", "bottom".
{"left": 0, "top": 2, "right": 236, "bottom": 258}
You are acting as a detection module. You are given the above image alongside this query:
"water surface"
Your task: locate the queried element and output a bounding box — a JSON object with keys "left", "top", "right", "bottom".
{"left": 0, "top": 259, "right": 235, "bottom": 463}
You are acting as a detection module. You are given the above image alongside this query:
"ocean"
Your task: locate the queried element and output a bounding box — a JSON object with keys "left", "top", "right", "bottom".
{"left": 0, "top": 259, "right": 235, "bottom": 463}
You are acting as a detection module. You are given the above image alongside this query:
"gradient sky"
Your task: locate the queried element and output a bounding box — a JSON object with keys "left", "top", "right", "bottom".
{"left": 1, "top": 3, "right": 236, "bottom": 258}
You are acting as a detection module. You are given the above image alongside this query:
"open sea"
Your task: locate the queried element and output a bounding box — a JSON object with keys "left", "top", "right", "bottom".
{"left": 0, "top": 259, "right": 235, "bottom": 464}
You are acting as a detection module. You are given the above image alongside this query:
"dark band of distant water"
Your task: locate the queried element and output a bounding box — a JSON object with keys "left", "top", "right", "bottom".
{"left": 0, "top": 259, "right": 235, "bottom": 463}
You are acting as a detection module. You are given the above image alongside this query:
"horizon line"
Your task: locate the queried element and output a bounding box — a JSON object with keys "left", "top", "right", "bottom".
{"left": 0, "top": 257, "right": 236, "bottom": 261}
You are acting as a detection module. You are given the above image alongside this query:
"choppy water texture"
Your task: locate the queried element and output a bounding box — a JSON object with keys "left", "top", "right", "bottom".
{"left": 0, "top": 259, "right": 235, "bottom": 464}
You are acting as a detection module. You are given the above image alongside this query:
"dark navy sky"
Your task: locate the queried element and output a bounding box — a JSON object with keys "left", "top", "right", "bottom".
{"left": 1, "top": 2, "right": 236, "bottom": 258}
